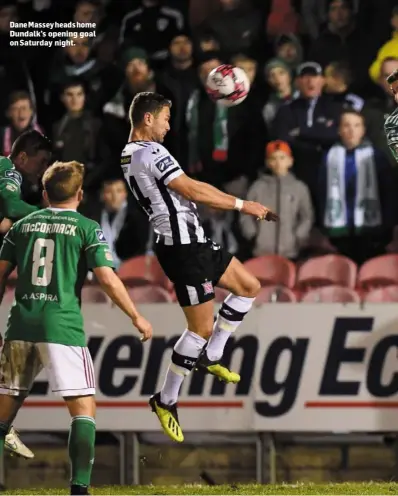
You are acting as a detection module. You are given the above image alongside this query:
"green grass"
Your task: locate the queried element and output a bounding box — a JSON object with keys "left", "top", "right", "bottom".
{"left": 4, "top": 483, "right": 398, "bottom": 495}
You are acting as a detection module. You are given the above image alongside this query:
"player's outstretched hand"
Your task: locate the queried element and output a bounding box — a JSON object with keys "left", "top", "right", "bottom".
{"left": 132, "top": 315, "right": 153, "bottom": 342}
{"left": 242, "top": 201, "right": 279, "bottom": 222}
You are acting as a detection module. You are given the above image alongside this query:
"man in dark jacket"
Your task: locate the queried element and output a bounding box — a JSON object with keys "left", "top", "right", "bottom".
{"left": 273, "top": 61, "right": 343, "bottom": 200}
{"left": 308, "top": 0, "right": 375, "bottom": 96}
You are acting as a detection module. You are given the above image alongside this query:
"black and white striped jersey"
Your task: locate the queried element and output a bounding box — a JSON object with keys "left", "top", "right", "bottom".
{"left": 384, "top": 106, "right": 398, "bottom": 162}
{"left": 121, "top": 141, "right": 206, "bottom": 245}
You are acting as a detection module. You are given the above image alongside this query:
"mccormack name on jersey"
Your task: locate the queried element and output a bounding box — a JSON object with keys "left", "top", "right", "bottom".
{"left": 121, "top": 141, "right": 206, "bottom": 245}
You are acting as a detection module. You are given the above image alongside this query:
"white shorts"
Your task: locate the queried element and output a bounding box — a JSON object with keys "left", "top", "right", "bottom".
{"left": 0, "top": 340, "right": 95, "bottom": 397}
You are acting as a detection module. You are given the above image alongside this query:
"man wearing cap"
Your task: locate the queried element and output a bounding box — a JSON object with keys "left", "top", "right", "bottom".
{"left": 308, "top": 0, "right": 372, "bottom": 95}
{"left": 273, "top": 61, "right": 342, "bottom": 200}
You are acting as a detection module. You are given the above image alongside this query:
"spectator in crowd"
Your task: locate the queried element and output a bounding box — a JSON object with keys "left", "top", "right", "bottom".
{"left": 0, "top": 0, "right": 37, "bottom": 127}
{"left": 232, "top": 52, "right": 258, "bottom": 86}
{"left": 52, "top": 79, "right": 111, "bottom": 200}
{"left": 119, "top": 0, "right": 185, "bottom": 67}
{"left": 273, "top": 33, "right": 303, "bottom": 72}
{"left": 316, "top": 110, "right": 396, "bottom": 264}
{"left": 186, "top": 50, "right": 263, "bottom": 196}
{"left": 197, "top": 0, "right": 262, "bottom": 60}
{"left": 81, "top": 178, "right": 151, "bottom": 267}
{"left": 265, "top": 0, "right": 300, "bottom": 39}
{"left": 0, "top": 91, "right": 44, "bottom": 157}
{"left": 263, "top": 58, "right": 293, "bottom": 129}
{"left": 47, "top": 34, "right": 122, "bottom": 121}
{"left": 324, "top": 61, "right": 364, "bottom": 111}
{"left": 369, "top": 5, "right": 398, "bottom": 85}
{"left": 273, "top": 61, "right": 342, "bottom": 200}
{"left": 195, "top": 31, "right": 220, "bottom": 53}
{"left": 103, "top": 46, "right": 173, "bottom": 167}
{"left": 158, "top": 32, "right": 198, "bottom": 165}
{"left": 308, "top": 0, "right": 372, "bottom": 95}
{"left": 240, "top": 140, "right": 313, "bottom": 260}
{"left": 301, "top": 0, "right": 360, "bottom": 40}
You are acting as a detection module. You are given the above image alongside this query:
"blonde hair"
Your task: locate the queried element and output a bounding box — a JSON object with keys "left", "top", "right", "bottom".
{"left": 42, "top": 161, "right": 84, "bottom": 203}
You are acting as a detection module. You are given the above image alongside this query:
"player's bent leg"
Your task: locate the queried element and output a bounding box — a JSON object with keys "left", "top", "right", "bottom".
{"left": 202, "top": 257, "right": 260, "bottom": 365}
{"left": 181, "top": 297, "right": 241, "bottom": 385}
{"left": 37, "top": 343, "right": 96, "bottom": 495}
{"left": 0, "top": 340, "right": 42, "bottom": 460}
{"left": 64, "top": 396, "right": 96, "bottom": 496}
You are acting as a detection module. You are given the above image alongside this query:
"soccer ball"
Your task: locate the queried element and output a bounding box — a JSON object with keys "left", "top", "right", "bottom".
{"left": 206, "top": 64, "right": 250, "bottom": 107}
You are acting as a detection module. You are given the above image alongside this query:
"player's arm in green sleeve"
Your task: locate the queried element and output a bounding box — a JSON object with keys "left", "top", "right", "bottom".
{"left": 0, "top": 181, "right": 38, "bottom": 220}
{"left": 85, "top": 224, "right": 152, "bottom": 341}
{"left": 0, "top": 227, "right": 17, "bottom": 305}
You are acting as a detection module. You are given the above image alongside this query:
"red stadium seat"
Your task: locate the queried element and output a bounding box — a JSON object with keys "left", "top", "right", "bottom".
{"left": 243, "top": 255, "right": 296, "bottom": 288}
{"left": 300, "top": 285, "right": 360, "bottom": 303}
{"left": 118, "top": 255, "right": 170, "bottom": 289}
{"left": 126, "top": 285, "right": 173, "bottom": 303}
{"left": 256, "top": 285, "right": 297, "bottom": 303}
{"left": 81, "top": 286, "right": 109, "bottom": 303}
{"left": 363, "top": 285, "right": 398, "bottom": 302}
{"left": 296, "top": 255, "right": 357, "bottom": 290}
{"left": 357, "top": 255, "right": 398, "bottom": 290}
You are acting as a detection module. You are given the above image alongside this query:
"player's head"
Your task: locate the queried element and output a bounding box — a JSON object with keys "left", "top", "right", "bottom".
{"left": 386, "top": 67, "right": 398, "bottom": 104}
{"left": 10, "top": 130, "right": 52, "bottom": 180}
{"left": 129, "top": 92, "right": 172, "bottom": 143}
{"left": 42, "top": 161, "right": 84, "bottom": 207}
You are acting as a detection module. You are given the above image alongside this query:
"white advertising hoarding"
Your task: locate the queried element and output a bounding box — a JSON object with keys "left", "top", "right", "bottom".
{"left": 2, "top": 303, "right": 398, "bottom": 432}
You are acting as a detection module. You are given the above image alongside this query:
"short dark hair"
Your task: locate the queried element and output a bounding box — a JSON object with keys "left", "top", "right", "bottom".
{"left": 8, "top": 90, "right": 32, "bottom": 107}
{"left": 387, "top": 68, "right": 398, "bottom": 85}
{"left": 60, "top": 78, "right": 85, "bottom": 95}
{"left": 340, "top": 109, "right": 365, "bottom": 124}
{"left": 10, "top": 130, "right": 52, "bottom": 159}
{"left": 328, "top": 61, "right": 352, "bottom": 85}
{"left": 129, "top": 92, "right": 172, "bottom": 126}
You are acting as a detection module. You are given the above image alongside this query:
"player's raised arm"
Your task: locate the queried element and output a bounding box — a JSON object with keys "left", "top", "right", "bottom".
{"left": 167, "top": 173, "right": 279, "bottom": 221}
{"left": 93, "top": 266, "right": 152, "bottom": 342}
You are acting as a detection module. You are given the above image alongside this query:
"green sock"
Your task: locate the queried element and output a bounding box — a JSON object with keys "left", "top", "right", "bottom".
{"left": 68, "top": 416, "right": 96, "bottom": 487}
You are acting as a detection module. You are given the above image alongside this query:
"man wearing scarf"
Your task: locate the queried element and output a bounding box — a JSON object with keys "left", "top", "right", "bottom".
{"left": 317, "top": 110, "right": 396, "bottom": 264}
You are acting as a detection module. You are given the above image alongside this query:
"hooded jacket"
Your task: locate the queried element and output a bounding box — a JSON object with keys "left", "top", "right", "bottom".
{"left": 240, "top": 172, "right": 314, "bottom": 258}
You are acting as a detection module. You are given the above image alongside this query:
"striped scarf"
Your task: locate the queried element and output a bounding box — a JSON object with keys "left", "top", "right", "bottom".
{"left": 323, "top": 142, "right": 382, "bottom": 234}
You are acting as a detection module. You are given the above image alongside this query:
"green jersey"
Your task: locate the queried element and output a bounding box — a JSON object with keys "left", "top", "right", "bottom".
{"left": 0, "top": 208, "right": 115, "bottom": 346}
{"left": 384, "top": 106, "right": 398, "bottom": 162}
{"left": 0, "top": 156, "right": 38, "bottom": 222}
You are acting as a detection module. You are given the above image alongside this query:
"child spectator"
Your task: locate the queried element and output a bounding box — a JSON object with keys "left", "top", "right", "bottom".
{"left": 240, "top": 140, "right": 313, "bottom": 260}
{"left": 263, "top": 58, "right": 293, "bottom": 128}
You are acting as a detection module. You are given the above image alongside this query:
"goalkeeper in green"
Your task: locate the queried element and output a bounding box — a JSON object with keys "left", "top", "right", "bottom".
{"left": 0, "top": 129, "right": 52, "bottom": 459}
{"left": 0, "top": 160, "right": 153, "bottom": 495}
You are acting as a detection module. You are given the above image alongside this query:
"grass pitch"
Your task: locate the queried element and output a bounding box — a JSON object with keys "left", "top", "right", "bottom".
{"left": 3, "top": 483, "right": 398, "bottom": 495}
